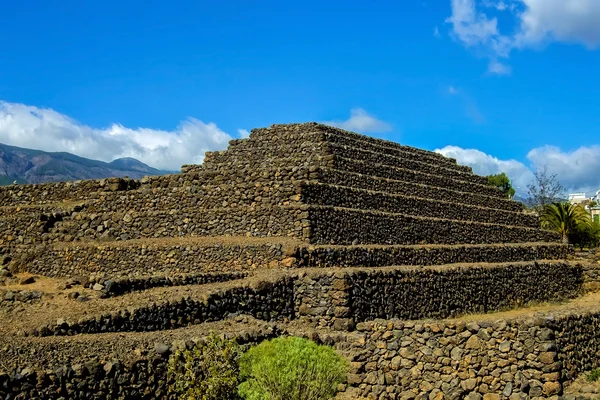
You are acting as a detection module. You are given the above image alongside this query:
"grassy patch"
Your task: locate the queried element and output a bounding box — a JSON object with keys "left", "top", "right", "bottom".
{"left": 587, "top": 368, "right": 600, "bottom": 382}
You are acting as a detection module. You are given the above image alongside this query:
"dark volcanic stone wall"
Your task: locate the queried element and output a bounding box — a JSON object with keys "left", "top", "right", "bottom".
{"left": 293, "top": 263, "right": 583, "bottom": 327}
{"left": 348, "top": 263, "right": 583, "bottom": 322}
{"left": 318, "top": 168, "right": 523, "bottom": 212}
{"left": 307, "top": 207, "right": 559, "bottom": 245}
{"left": 301, "top": 182, "right": 538, "bottom": 227}
{"left": 35, "top": 278, "right": 296, "bottom": 336}
{"left": 553, "top": 313, "right": 600, "bottom": 381}
{"left": 297, "top": 243, "right": 569, "bottom": 268}
{"left": 332, "top": 156, "right": 503, "bottom": 198}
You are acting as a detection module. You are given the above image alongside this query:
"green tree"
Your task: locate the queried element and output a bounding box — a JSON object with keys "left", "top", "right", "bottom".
{"left": 168, "top": 333, "right": 242, "bottom": 400}
{"left": 238, "top": 337, "right": 348, "bottom": 400}
{"left": 487, "top": 173, "right": 516, "bottom": 198}
{"left": 540, "top": 202, "right": 591, "bottom": 244}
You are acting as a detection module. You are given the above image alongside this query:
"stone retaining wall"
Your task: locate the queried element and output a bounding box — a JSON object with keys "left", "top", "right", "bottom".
{"left": 301, "top": 182, "right": 538, "bottom": 228}
{"left": 34, "top": 278, "right": 296, "bottom": 337}
{"left": 318, "top": 168, "right": 522, "bottom": 212}
{"left": 583, "top": 263, "right": 600, "bottom": 291}
{"left": 333, "top": 156, "right": 504, "bottom": 199}
{"left": 297, "top": 243, "right": 569, "bottom": 268}
{"left": 11, "top": 240, "right": 297, "bottom": 278}
{"left": 327, "top": 143, "right": 487, "bottom": 186}
{"left": 3, "top": 310, "right": 600, "bottom": 399}
{"left": 348, "top": 263, "right": 582, "bottom": 322}
{"left": 307, "top": 207, "right": 559, "bottom": 245}
{"left": 342, "top": 318, "right": 563, "bottom": 399}
{"left": 0, "top": 177, "right": 141, "bottom": 205}
{"left": 250, "top": 123, "right": 457, "bottom": 167}
{"left": 295, "top": 262, "right": 583, "bottom": 328}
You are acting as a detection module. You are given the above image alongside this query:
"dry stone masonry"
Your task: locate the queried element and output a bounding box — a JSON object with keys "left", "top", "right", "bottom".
{"left": 0, "top": 122, "right": 597, "bottom": 399}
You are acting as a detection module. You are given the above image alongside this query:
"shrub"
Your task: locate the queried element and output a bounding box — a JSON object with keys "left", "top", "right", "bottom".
{"left": 588, "top": 368, "right": 600, "bottom": 382}
{"left": 167, "top": 333, "right": 242, "bottom": 400}
{"left": 238, "top": 336, "right": 348, "bottom": 400}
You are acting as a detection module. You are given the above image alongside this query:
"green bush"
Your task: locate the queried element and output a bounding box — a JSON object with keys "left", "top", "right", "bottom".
{"left": 588, "top": 368, "right": 600, "bottom": 382}
{"left": 167, "top": 333, "right": 242, "bottom": 400}
{"left": 238, "top": 336, "right": 348, "bottom": 400}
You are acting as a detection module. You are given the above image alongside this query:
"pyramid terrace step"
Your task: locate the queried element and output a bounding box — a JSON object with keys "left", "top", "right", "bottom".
{"left": 205, "top": 140, "right": 482, "bottom": 185}
{"left": 346, "top": 261, "right": 582, "bottom": 322}
{"left": 297, "top": 242, "right": 569, "bottom": 268}
{"left": 327, "top": 142, "right": 485, "bottom": 184}
{"left": 13, "top": 236, "right": 301, "bottom": 278}
{"left": 253, "top": 122, "right": 455, "bottom": 166}
{"left": 27, "top": 261, "right": 581, "bottom": 337}
{"left": 37, "top": 205, "right": 307, "bottom": 244}
{"left": 301, "top": 182, "right": 538, "bottom": 228}
{"left": 333, "top": 156, "right": 506, "bottom": 198}
{"left": 31, "top": 272, "right": 296, "bottom": 336}
{"left": 226, "top": 131, "right": 466, "bottom": 172}
{"left": 307, "top": 205, "right": 559, "bottom": 245}
{"left": 318, "top": 168, "right": 523, "bottom": 212}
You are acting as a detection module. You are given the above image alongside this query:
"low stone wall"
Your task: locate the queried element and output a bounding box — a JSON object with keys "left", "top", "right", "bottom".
{"left": 12, "top": 239, "right": 298, "bottom": 278}
{"left": 552, "top": 312, "right": 600, "bottom": 381}
{"left": 301, "top": 182, "right": 538, "bottom": 228}
{"left": 295, "top": 263, "right": 583, "bottom": 327}
{"left": 583, "top": 263, "right": 600, "bottom": 291}
{"left": 341, "top": 318, "right": 564, "bottom": 399}
{"left": 297, "top": 243, "right": 570, "bottom": 268}
{"left": 98, "top": 271, "right": 248, "bottom": 297}
{"left": 319, "top": 168, "right": 523, "bottom": 213}
{"left": 34, "top": 278, "right": 296, "bottom": 336}
{"left": 348, "top": 262, "right": 582, "bottom": 322}
{"left": 307, "top": 207, "right": 559, "bottom": 245}
{"left": 0, "top": 321, "right": 280, "bottom": 400}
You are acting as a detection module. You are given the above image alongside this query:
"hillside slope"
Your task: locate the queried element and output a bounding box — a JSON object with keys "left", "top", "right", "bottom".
{"left": 0, "top": 143, "right": 171, "bottom": 184}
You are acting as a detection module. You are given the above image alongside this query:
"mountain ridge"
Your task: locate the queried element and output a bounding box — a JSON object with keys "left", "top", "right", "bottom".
{"left": 0, "top": 142, "right": 173, "bottom": 185}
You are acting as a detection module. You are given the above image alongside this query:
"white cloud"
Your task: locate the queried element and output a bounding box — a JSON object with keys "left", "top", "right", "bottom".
{"left": 237, "top": 129, "right": 250, "bottom": 139}
{"left": 446, "top": 0, "right": 501, "bottom": 48}
{"left": 446, "top": 0, "right": 600, "bottom": 74}
{"left": 516, "top": 0, "right": 600, "bottom": 49}
{"left": 527, "top": 145, "right": 600, "bottom": 193}
{"left": 0, "top": 101, "right": 233, "bottom": 171}
{"left": 323, "top": 108, "right": 392, "bottom": 133}
{"left": 487, "top": 60, "right": 511, "bottom": 75}
{"left": 448, "top": 85, "right": 459, "bottom": 95}
{"left": 435, "top": 144, "right": 600, "bottom": 195}
{"left": 435, "top": 145, "right": 533, "bottom": 191}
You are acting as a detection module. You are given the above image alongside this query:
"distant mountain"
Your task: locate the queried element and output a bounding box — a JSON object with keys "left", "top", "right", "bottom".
{"left": 0, "top": 143, "right": 173, "bottom": 185}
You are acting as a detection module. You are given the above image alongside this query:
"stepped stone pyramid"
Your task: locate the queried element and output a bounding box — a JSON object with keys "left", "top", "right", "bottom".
{"left": 0, "top": 122, "right": 566, "bottom": 278}
{"left": 2, "top": 123, "right": 598, "bottom": 400}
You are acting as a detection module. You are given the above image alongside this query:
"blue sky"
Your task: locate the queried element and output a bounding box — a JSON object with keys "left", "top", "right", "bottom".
{"left": 1, "top": 0, "right": 600, "bottom": 195}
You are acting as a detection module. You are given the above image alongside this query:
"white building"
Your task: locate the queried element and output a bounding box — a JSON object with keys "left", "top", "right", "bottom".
{"left": 568, "top": 192, "right": 588, "bottom": 204}
{"left": 568, "top": 190, "right": 600, "bottom": 223}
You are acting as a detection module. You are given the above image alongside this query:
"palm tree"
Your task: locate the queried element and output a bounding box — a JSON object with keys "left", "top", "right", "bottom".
{"left": 540, "top": 202, "right": 591, "bottom": 243}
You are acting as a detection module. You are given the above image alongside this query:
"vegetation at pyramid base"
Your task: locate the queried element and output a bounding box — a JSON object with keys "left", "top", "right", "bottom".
{"left": 540, "top": 202, "right": 600, "bottom": 249}
{"left": 238, "top": 337, "right": 348, "bottom": 400}
{"left": 167, "top": 333, "right": 242, "bottom": 400}
{"left": 167, "top": 335, "right": 348, "bottom": 400}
